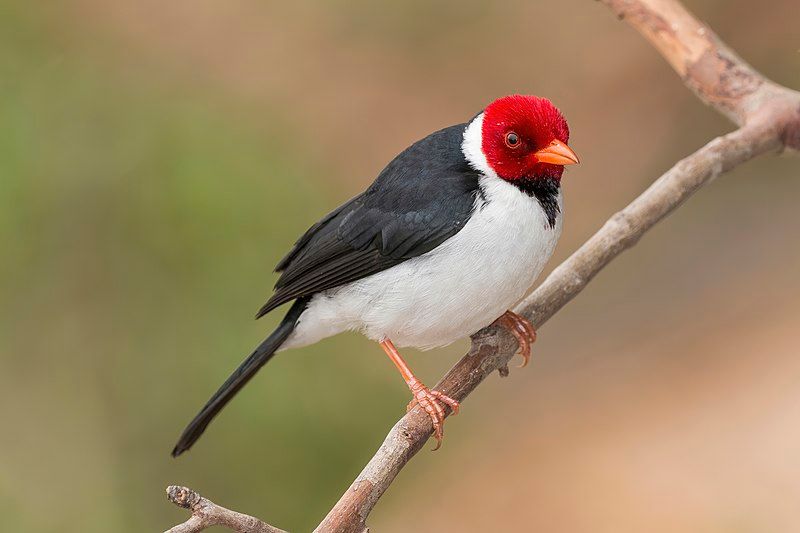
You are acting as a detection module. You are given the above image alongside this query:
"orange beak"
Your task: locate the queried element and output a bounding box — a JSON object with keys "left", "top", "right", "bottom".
{"left": 534, "top": 139, "right": 580, "bottom": 166}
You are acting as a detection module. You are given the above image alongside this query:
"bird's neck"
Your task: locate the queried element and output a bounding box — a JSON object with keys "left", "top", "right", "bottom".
{"left": 509, "top": 177, "right": 561, "bottom": 229}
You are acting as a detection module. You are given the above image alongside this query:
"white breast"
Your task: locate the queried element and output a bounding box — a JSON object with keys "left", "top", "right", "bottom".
{"left": 284, "top": 177, "right": 562, "bottom": 351}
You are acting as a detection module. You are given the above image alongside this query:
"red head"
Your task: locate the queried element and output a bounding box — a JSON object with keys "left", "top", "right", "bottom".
{"left": 480, "top": 95, "right": 578, "bottom": 182}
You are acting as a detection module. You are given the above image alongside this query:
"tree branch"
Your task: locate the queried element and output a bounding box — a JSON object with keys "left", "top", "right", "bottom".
{"left": 314, "top": 1, "right": 800, "bottom": 532}
{"left": 165, "top": 486, "right": 288, "bottom": 533}
{"left": 165, "top": 1, "right": 800, "bottom": 531}
{"left": 599, "top": 0, "right": 800, "bottom": 139}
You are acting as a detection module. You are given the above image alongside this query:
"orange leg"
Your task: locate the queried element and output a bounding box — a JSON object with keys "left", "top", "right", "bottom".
{"left": 379, "top": 339, "right": 460, "bottom": 450}
{"left": 493, "top": 310, "right": 537, "bottom": 368}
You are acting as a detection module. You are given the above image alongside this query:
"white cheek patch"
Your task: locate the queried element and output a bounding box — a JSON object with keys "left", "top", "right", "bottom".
{"left": 461, "top": 113, "right": 501, "bottom": 181}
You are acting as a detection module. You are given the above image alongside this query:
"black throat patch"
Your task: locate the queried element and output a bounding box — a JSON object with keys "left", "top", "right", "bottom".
{"left": 512, "top": 177, "right": 561, "bottom": 228}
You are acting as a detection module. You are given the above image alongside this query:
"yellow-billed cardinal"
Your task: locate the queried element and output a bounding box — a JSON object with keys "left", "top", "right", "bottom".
{"left": 172, "top": 94, "right": 579, "bottom": 456}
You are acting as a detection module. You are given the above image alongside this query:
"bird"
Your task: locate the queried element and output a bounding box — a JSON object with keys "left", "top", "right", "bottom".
{"left": 172, "top": 94, "right": 579, "bottom": 457}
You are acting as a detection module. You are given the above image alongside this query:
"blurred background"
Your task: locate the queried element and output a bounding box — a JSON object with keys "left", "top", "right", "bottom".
{"left": 0, "top": 0, "right": 798, "bottom": 531}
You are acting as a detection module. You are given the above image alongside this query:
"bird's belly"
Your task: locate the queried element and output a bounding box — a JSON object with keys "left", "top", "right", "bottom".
{"left": 355, "top": 237, "right": 554, "bottom": 349}
{"left": 290, "top": 182, "right": 563, "bottom": 351}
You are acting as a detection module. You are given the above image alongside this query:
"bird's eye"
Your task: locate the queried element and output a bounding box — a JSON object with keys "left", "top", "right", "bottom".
{"left": 504, "top": 131, "right": 520, "bottom": 148}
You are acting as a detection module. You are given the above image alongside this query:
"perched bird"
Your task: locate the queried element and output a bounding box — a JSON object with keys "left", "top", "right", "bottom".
{"left": 172, "top": 94, "right": 579, "bottom": 456}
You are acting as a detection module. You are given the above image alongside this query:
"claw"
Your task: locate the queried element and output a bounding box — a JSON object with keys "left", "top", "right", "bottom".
{"left": 380, "top": 338, "right": 461, "bottom": 450}
{"left": 494, "top": 311, "right": 537, "bottom": 368}
{"left": 429, "top": 389, "right": 460, "bottom": 415}
{"left": 408, "top": 380, "right": 460, "bottom": 450}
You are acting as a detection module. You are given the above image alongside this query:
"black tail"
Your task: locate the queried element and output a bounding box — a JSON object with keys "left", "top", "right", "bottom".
{"left": 171, "top": 298, "right": 309, "bottom": 457}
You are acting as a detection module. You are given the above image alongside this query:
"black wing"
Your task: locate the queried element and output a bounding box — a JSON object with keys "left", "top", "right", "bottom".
{"left": 256, "top": 123, "right": 481, "bottom": 318}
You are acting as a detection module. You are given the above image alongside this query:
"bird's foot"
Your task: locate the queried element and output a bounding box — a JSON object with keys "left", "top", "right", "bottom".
{"left": 405, "top": 380, "right": 460, "bottom": 451}
{"left": 379, "top": 338, "right": 460, "bottom": 450}
{"left": 494, "top": 310, "right": 537, "bottom": 368}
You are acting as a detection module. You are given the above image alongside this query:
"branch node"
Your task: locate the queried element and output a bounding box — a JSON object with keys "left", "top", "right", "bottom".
{"left": 167, "top": 485, "right": 201, "bottom": 510}
{"left": 782, "top": 105, "right": 800, "bottom": 150}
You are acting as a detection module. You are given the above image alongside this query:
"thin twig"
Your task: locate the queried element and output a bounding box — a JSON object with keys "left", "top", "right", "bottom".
{"left": 165, "top": 486, "right": 288, "bottom": 533}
